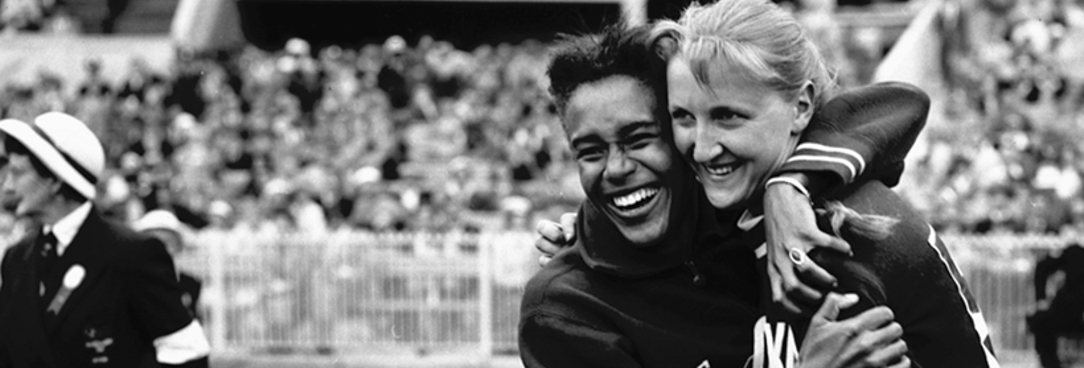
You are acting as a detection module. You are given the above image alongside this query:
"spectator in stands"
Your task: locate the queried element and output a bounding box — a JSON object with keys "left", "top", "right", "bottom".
{"left": 0, "top": 0, "right": 49, "bottom": 31}
{"left": 377, "top": 35, "right": 413, "bottom": 111}
{"left": 1028, "top": 243, "right": 1084, "bottom": 368}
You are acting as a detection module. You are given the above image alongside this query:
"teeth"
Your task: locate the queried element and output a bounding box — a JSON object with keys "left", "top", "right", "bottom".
{"left": 704, "top": 163, "right": 736, "bottom": 176}
{"left": 613, "top": 188, "right": 659, "bottom": 208}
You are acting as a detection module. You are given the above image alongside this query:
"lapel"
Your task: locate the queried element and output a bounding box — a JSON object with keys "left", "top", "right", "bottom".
{"left": 45, "top": 209, "right": 109, "bottom": 335}
{"left": 7, "top": 229, "right": 61, "bottom": 368}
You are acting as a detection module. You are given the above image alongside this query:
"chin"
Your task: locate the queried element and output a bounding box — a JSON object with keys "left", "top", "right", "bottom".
{"left": 704, "top": 190, "right": 743, "bottom": 211}
{"left": 617, "top": 220, "right": 668, "bottom": 248}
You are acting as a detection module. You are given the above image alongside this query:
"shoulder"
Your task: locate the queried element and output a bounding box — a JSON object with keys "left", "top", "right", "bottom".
{"left": 88, "top": 212, "right": 171, "bottom": 262}
{"left": 831, "top": 180, "right": 931, "bottom": 243}
{"left": 522, "top": 249, "right": 592, "bottom": 314}
{"left": 824, "top": 181, "right": 948, "bottom": 278}
{"left": 2, "top": 237, "right": 34, "bottom": 266}
{"left": 521, "top": 247, "right": 629, "bottom": 329}
{"left": 835, "top": 82, "right": 930, "bottom": 118}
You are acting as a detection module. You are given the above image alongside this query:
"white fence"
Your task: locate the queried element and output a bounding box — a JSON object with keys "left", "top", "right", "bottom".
{"left": 174, "top": 229, "right": 1072, "bottom": 361}
{"left": 178, "top": 229, "right": 538, "bottom": 359}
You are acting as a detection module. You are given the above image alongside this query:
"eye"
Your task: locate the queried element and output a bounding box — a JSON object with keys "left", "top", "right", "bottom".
{"left": 710, "top": 109, "right": 739, "bottom": 121}
{"left": 709, "top": 107, "right": 745, "bottom": 123}
{"left": 576, "top": 145, "right": 605, "bottom": 162}
{"left": 626, "top": 133, "right": 658, "bottom": 150}
{"left": 670, "top": 109, "right": 693, "bottom": 127}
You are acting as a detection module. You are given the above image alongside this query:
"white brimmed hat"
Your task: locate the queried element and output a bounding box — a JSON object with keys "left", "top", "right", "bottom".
{"left": 133, "top": 209, "right": 188, "bottom": 252}
{"left": 0, "top": 112, "right": 104, "bottom": 200}
{"left": 133, "top": 209, "right": 186, "bottom": 235}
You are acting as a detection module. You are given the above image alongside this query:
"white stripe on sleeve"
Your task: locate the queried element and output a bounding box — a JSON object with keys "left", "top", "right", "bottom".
{"left": 793, "top": 143, "right": 866, "bottom": 174}
{"left": 154, "top": 320, "right": 210, "bottom": 364}
{"left": 925, "top": 225, "right": 1000, "bottom": 368}
{"left": 784, "top": 156, "right": 858, "bottom": 182}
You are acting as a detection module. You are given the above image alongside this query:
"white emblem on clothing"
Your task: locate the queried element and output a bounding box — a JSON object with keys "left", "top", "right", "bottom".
{"left": 47, "top": 264, "right": 85, "bottom": 315}
{"left": 751, "top": 316, "right": 799, "bottom": 368}
{"left": 63, "top": 264, "right": 85, "bottom": 289}
{"left": 86, "top": 337, "right": 113, "bottom": 353}
{"left": 697, "top": 359, "right": 710, "bottom": 368}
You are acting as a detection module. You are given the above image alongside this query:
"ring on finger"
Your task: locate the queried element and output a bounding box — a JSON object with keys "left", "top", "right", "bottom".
{"left": 788, "top": 247, "right": 806, "bottom": 266}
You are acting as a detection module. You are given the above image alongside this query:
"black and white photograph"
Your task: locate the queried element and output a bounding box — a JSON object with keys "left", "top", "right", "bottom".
{"left": 0, "top": 0, "right": 1079, "bottom": 367}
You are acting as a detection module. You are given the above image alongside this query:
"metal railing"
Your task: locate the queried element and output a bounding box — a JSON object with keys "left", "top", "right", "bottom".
{"left": 174, "top": 229, "right": 1070, "bottom": 362}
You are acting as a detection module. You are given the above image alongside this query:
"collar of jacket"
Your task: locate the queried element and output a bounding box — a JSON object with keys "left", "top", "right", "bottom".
{"left": 575, "top": 181, "right": 740, "bottom": 279}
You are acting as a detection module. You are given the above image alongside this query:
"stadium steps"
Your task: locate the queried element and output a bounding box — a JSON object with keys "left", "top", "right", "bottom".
{"left": 114, "top": 0, "right": 179, "bottom": 34}
{"left": 61, "top": 0, "right": 177, "bottom": 34}
{"left": 61, "top": 0, "right": 110, "bottom": 33}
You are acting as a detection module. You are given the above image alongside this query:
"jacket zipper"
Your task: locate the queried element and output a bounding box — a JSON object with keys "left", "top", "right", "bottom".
{"left": 685, "top": 261, "right": 707, "bottom": 287}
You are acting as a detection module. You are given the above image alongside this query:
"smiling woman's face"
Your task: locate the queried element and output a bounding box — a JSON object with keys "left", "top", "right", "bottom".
{"left": 667, "top": 57, "right": 808, "bottom": 212}
{"left": 565, "top": 75, "right": 679, "bottom": 247}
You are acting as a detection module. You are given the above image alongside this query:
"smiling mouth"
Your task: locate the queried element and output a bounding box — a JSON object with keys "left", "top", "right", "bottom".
{"left": 701, "top": 161, "right": 740, "bottom": 177}
{"left": 611, "top": 187, "right": 659, "bottom": 211}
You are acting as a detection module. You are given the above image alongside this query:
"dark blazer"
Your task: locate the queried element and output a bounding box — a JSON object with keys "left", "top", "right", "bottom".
{"left": 0, "top": 208, "right": 205, "bottom": 368}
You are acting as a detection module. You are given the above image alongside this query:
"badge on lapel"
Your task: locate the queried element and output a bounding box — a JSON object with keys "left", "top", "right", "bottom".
{"left": 47, "top": 264, "right": 85, "bottom": 315}
{"left": 85, "top": 327, "right": 114, "bottom": 365}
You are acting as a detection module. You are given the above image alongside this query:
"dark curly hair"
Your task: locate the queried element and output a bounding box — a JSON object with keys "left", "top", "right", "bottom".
{"left": 546, "top": 23, "right": 670, "bottom": 125}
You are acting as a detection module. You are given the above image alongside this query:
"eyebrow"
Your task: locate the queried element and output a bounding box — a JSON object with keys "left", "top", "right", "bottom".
{"left": 617, "top": 121, "right": 658, "bottom": 137}
{"left": 570, "top": 134, "right": 603, "bottom": 149}
{"left": 570, "top": 120, "right": 658, "bottom": 148}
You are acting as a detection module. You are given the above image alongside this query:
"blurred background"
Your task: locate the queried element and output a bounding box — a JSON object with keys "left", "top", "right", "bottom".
{"left": 0, "top": 0, "right": 1082, "bottom": 366}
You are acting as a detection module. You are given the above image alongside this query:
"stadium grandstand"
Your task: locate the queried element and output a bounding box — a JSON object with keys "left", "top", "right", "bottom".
{"left": 1, "top": 0, "right": 1083, "bottom": 366}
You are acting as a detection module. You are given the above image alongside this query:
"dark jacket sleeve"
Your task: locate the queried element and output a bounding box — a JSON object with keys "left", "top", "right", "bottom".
{"left": 0, "top": 246, "right": 15, "bottom": 318}
{"left": 776, "top": 82, "right": 930, "bottom": 187}
{"left": 160, "top": 356, "right": 208, "bottom": 368}
{"left": 520, "top": 312, "right": 641, "bottom": 368}
{"left": 127, "top": 236, "right": 195, "bottom": 338}
{"left": 1033, "top": 255, "right": 1060, "bottom": 301}
{"left": 0, "top": 247, "right": 16, "bottom": 368}
{"left": 126, "top": 235, "right": 209, "bottom": 367}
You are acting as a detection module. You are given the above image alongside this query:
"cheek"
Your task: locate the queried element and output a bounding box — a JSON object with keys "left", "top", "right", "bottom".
{"left": 671, "top": 124, "right": 694, "bottom": 158}
{"left": 642, "top": 144, "right": 675, "bottom": 173}
{"left": 577, "top": 163, "right": 602, "bottom": 191}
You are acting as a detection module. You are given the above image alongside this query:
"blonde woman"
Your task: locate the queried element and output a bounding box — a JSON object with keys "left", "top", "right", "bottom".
{"left": 654, "top": 0, "right": 998, "bottom": 366}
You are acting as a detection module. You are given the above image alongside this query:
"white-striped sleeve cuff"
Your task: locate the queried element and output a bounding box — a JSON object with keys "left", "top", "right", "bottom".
{"left": 784, "top": 143, "right": 866, "bottom": 183}
{"left": 154, "top": 320, "right": 211, "bottom": 364}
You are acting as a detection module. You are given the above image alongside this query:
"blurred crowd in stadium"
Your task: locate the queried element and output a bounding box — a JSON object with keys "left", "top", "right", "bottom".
{"left": 898, "top": 0, "right": 1084, "bottom": 234}
{"left": 3, "top": 0, "right": 1084, "bottom": 237}
{"left": 0, "top": 33, "right": 582, "bottom": 236}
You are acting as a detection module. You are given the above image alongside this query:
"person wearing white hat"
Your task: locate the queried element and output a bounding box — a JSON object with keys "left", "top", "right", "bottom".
{"left": 0, "top": 112, "right": 209, "bottom": 368}
{"left": 132, "top": 209, "right": 202, "bottom": 321}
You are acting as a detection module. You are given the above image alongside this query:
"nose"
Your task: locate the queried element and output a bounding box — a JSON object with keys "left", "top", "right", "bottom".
{"left": 603, "top": 147, "right": 635, "bottom": 182}
{"left": 691, "top": 122, "right": 724, "bottom": 164}
{"left": 0, "top": 170, "right": 12, "bottom": 193}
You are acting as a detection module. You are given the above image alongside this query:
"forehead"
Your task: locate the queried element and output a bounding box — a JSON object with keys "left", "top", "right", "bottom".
{"left": 5, "top": 152, "right": 34, "bottom": 169}
{"left": 564, "top": 76, "right": 657, "bottom": 135}
{"left": 667, "top": 57, "right": 775, "bottom": 105}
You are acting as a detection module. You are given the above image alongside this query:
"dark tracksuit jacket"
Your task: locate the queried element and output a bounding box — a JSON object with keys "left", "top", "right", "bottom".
{"left": 734, "top": 180, "right": 999, "bottom": 368}
{"left": 520, "top": 195, "right": 761, "bottom": 368}
{"left": 519, "top": 82, "right": 935, "bottom": 367}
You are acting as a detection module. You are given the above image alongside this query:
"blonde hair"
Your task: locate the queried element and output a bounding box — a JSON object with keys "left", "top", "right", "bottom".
{"left": 651, "top": 0, "right": 838, "bottom": 106}
{"left": 823, "top": 201, "right": 899, "bottom": 241}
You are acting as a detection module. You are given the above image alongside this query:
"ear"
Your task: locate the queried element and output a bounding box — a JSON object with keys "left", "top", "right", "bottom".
{"left": 47, "top": 177, "right": 64, "bottom": 195}
{"left": 791, "top": 81, "right": 816, "bottom": 135}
